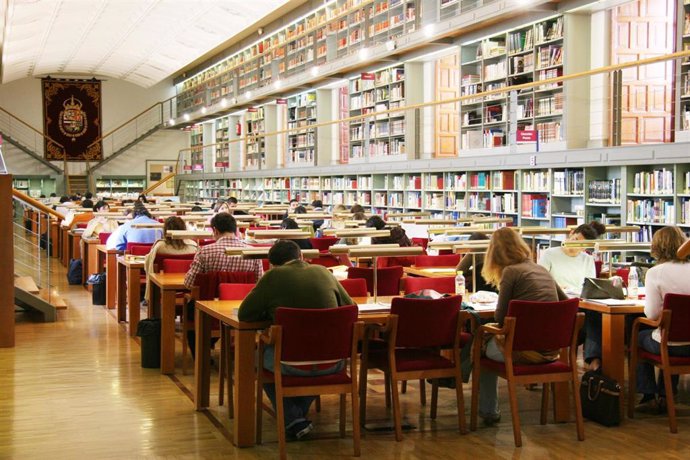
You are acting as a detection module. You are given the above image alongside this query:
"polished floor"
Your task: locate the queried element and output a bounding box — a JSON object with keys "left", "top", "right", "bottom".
{"left": 2, "top": 256, "right": 690, "bottom": 459}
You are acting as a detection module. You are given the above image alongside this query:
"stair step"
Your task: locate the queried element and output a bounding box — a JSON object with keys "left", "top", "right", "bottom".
{"left": 39, "top": 288, "right": 68, "bottom": 309}
{"left": 15, "top": 276, "right": 40, "bottom": 294}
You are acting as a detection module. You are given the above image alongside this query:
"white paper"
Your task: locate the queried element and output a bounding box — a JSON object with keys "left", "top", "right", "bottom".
{"left": 588, "top": 299, "right": 638, "bottom": 306}
{"left": 468, "top": 302, "right": 497, "bottom": 312}
{"left": 357, "top": 303, "right": 391, "bottom": 312}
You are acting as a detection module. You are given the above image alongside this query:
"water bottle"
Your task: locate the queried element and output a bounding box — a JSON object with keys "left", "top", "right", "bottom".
{"left": 627, "top": 267, "right": 639, "bottom": 300}
{"left": 455, "top": 270, "right": 466, "bottom": 297}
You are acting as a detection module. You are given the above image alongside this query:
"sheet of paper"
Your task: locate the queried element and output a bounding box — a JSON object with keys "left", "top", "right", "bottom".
{"left": 469, "top": 302, "right": 497, "bottom": 312}
{"left": 588, "top": 299, "right": 638, "bottom": 306}
{"left": 422, "top": 268, "right": 457, "bottom": 274}
{"left": 357, "top": 303, "right": 391, "bottom": 312}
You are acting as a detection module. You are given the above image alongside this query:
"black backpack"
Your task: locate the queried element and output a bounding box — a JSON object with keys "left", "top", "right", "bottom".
{"left": 67, "top": 259, "right": 83, "bottom": 285}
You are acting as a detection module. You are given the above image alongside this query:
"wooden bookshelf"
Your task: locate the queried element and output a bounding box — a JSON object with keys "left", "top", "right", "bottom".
{"left": 287, "top": 91, "right": 317, "bottom": 166}
{"left": 190, "top": 125, "right": 204, "bottom": 171}
{"left": 244, "top": 106, "right": 266, "bottom": 170}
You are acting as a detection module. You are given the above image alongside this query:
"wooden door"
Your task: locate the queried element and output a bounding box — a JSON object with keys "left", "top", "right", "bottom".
{"left": 435, "top": 53, "right": 460, "bottom": 156}
{"left": 611, "top": 0, "right": 675, "bottom": 144}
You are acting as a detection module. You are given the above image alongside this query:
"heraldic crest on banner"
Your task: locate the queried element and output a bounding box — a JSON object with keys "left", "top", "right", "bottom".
{"left": 42, "top": 78, "right": 103, "bottom": 161}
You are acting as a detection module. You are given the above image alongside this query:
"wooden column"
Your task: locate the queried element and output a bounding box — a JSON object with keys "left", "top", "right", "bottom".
{"left": 0, "top": 175, "right": 15, "bottom": 347}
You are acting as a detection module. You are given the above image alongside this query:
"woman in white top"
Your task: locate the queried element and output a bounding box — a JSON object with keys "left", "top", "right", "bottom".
{"left": 636, "top": 226, "right": 690, "bottom": 411}
{"left": 82, "top": 200, "right": 120, "bottom": 238}
{"left": 143, "top": 216, "right": 198, "bottom": 303}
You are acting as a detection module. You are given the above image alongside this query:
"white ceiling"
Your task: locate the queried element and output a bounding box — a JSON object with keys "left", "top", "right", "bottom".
{"left": 0, "top": 0, "right": 290, "bottom": 87}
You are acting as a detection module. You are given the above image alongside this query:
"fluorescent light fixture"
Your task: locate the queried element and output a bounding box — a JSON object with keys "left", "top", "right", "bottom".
{"left": 424, "top": 24, "right": 435, "bottom": 38}
{"left": 311, "top": 66, "right": 320, "bottom": 77}
{"left": 358, "top": 47, "right": 369, "bottom": 60}
{"left": 274, "top": 79, "right": 282, "bottom": 89}
{"left": 386, "top": 40, "right": 396, "bottom": 51}
{"left": 200, "top": 107, "right": 207, "bottom": 114}
{"left": 183, "top": 113, "right": 190, "bottom": 121}
{"left": 245, "top": 91, "right": 252, "bottom": 99}
{"left": 221, "top": 98, "right": 228, "bottom": 107}
{"left": 168, "top": 118, "right": 175, "bottom": 126}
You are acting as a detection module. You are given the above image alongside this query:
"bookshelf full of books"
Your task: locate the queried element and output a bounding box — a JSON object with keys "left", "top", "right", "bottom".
{"left": 681, "top": 1, "right": 690, "bottom": 131}
{"left": 287, "top": 91, "right": 317, "bottom": 166}
{"left": 680, "top": 165, "right": 690, "bottom": 226}
{"left": 190, "top": 125, "right": 204, "bottom": 171}
{"left": 625, "top": 165, "right": 675, "bottom": 244}
{"left": 244, "top": 106, "right": 266, "bottom": 170}
{"left": 214, "top": 117, "right": 230, "bottom": 170}
{"left": 551, "top": 168, "right": 585, "bottom": 229}
{"left": 520, "top": 169, "right": 550, "bottom": 221}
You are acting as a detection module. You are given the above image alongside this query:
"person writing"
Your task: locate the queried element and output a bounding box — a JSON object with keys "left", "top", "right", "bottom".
{"left": 634, "top": 227, "right": 690, "bottom": 413}
{"left": 477, "top": 227, "right": 567, "bottom": 426}
{"left": 239, "top": 240, "right": 354, "bottom": 440}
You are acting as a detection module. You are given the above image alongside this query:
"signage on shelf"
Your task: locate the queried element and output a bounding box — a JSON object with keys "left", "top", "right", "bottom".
{"left": 215, "top": 161, "right": 229, "bottom": 168}
{"left": 247, "top": 107, "right": 258, "bottom": 112}
{"left": 361, "top": 72, "right": 375, "bottom": 80}
{"left": 183, "top": 165, "right": 192, "bottom": 171}
{"left": 276, "top": 98, "right": 287, "bottom": 105}
{"left": 192, "top": 164, "right": 203, "bottom": 171}
{"left": 517, "top": 130, "right": 538, "bottom": 143}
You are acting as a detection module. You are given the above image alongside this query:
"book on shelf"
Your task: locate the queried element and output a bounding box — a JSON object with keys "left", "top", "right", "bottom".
{"left": 553, "top": 170, "right": 584, "bottom": 195}
{"left": 588, "top": 179, "right": 621, "bottom": 203}
{"left": 522, "top": 170, "right": 549, "bottom": 191}
{"left": 536, "top": 121, "right": 561, "bottom": 143}
{"left": 632, "top": 169, "right": 674, "bottom": 195}
{"left": 509, "top": 29, "right": 533, "bottom": 54}
{"left": 469, "top": 172, "right": 490, "bottom": 189}
{"left": 521, "top": 193, "right": 549, "bottom": 218}
{"left": 535, "top": 17, "right": 563, "bottom": 43}
{"left": 627, "top": 199, "right": 675, "bottom": 224}
{"left": 492, "top": 171, "right": 516, "bottom": 190}
{"left": 681, "top": 198, "right": 690, "bottom": 225}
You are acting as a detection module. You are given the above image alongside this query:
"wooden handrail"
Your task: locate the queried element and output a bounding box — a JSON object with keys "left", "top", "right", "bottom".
{"left": 175, "top": 50, "right": 690, "bottom": 155}
{"left": 0, "top": 106, "right": 66, "bottom": 150}
{"left": 143, "top": 172, "right": 177, "bottom": 195}
{"left": 12, "top": 189, "right": 65, "bottom": 221}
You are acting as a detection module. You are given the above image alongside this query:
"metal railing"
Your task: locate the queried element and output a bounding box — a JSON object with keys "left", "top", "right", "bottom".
{"left": 0, "top": 106, "right": 64, "bottom": 168}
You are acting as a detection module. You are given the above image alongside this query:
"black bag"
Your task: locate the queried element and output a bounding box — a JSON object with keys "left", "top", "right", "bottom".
{"left": 580, "top": 278, "right": 625, "bottom": 300}
{"left": 580, "top": 370, "right": 621, "bottom": 426}
{"left": 67, "top": 259, "right": 83, "bottom": 285}
{"left": 39, "top": 232, "right": 53, "bottom": 252}
{"left": 88, "top": 273, "right": 106, "bottom": 305}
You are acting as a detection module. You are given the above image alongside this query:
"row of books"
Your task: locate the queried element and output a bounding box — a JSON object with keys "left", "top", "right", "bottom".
{"left": 510, "top": 54, "right": 534, "bottom": 75}
{"left": 632, "top": 169, "right": 674, "bottom": 195}
{"left": 627, "top": 199, "right": 675, "bottom": 224}
{"left": 553, "top": 169, "right": 584, "bottom": 195}
{"left": 491, "top": 193, "right": 517, "bottom": 213}
{"left": 521, "top": 194, "right": 549, "bottom": 218}
{"left": 537, "top": 45, "right": 563, "bottom": 69}
{"left": 468, "top": 193, "right": 491, "bottom": 211}
{"left": 681, "top": 199, "right": 690, "bottom": 225}
{"left": 522, "top": 171, "right": 549, "bottom": 191}
{"left": 509, "top": 28, "right": 533, "bottom": 54}
{"left": 536, "top": 93, "right": 563, "bottom": 116}
{"left": 588, "top": 179, "right": 622, "bottom": 203}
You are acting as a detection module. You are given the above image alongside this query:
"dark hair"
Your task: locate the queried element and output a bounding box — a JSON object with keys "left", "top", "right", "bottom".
{"left": 468, "top": 232, "right": 490, "bottom": 241}
{"left": 137, "top": 194, "right": 148, "bottom": 203}
{"left": 84, "top": 192, "right": 93, "bottom": 199}
{"left": 93, "top": 200, "right": 109, "bottom": 212}
{"left": 81, "top": 199, "right": 94, "bottom": 209}
{"left": 70, "top": 195, "right": 79, "bottom": 201}
{"left": 164, "top": 216, "right": 189, "bottom": 250}
{"left": 228, "top": 196, "right": 238, "bottom": 204}
{"left": 350, "top": 204, "right": 365, "bottom": 214}
{"left": 50, "top": 193, "right": 57, "bottom": 197}
{"left": 40, "top": 194, "right": 46, "bottom": 198}
{"left": 294, "top": 206, "right": 307, "bottom": 214}
{"left": 572, "top": 223, "right": 598, "bottom": 240}
{"left": 210, "top": 212, "right": 237, "bottom": 234}
{"left": 589, "top": 220, "right": 606, "bottom": 238}
{"left": 365, "top": 215, "right": 386, "bottom": 230}
{"left": 352, "top": 212, "right": 366, "bottom": 220}
{"left": 281, "top": 218, "right": 299, "bottom": 230}
{"left": 311, "top": 200, "right": 323, "bottom": 208}
{"left": 190, "top": 206, "right": 203, "bottom": 212}
{"left": 59, "top": 195, "right": 70, "bottom": 203}
{"left": 132, "top": 203, "right": 152, "bottom": 219}
{"left": 269, "top": 240, "right": 301, "bottom": 266}
{"left": 289, "top": 199, "right": 299, "bottom": 204}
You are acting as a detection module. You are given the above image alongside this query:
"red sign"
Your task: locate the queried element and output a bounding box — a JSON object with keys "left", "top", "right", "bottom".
{"left": 276, "top": 98, "right": 287, "bottom": 105}
{"left": 517, "top": 130, "right": 538, "bottom": 143}
{"left": 361, "top": 72, "right": 375, "bottom": 80}
{"left": 192, "top": 164, "right": 203, "bottom": 171}
{"left": 247, "top": 107, "right": 257, "bottom": 113}
{"left": 183, "top": 165, "right": 192, "bottom": 171}
{"left": 215, "top": 161, "right": 229, "bottom": 168}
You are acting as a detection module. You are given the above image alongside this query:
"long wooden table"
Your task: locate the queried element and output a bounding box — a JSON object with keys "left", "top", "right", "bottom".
{"left": 149, "top": 272, "right": 189, "bottom": 374}
{"left": 403, "top": 266, "right": 457, "bottom": 278}
{"left": 117, "top": 256, "right": 145, "bottom": 337}
{"left": 97, "top": 245, "right": 121, "bottom": 309}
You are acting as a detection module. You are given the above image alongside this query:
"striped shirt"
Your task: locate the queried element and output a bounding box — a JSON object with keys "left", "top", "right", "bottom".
{"left": 183, "top": 235, "right": 263, "bottom": 288}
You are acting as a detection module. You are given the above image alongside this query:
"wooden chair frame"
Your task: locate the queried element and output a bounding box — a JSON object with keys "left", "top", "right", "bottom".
{"left": 469, "top": 313, "right": 585, "bottom": 447}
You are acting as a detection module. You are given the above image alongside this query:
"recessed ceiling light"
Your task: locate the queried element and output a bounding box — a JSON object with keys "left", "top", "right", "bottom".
{"left": 424, "top": 24, "right": 435, "bottom": 38}
{"left": 221, "top": 98, "right": 228, "bottom": 107}
{"left": 274, "top": 80, "right": 282, "bottom": 89}
{"left": 168, "top": 118, "right": 175, "bottom": 126}
{"left": 311, "top": 66, "right": 320, "bottom": 77}
{"left": 183, "top": 113, "right": 190, "bottom": 121}
{"left": 201, "top": 107, "right": 207, "bottom": 114}
{"left": 358, "top": 48, "right": 369, "bottom": 61}
{"left": 245, "top": 91, "right": 252, "bottom": 99}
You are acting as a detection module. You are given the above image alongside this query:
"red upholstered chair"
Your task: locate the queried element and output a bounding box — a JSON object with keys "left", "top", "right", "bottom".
{"left": 199, "top": 238, "right": 215, "bottom": 246}
{"left": 359, "top": 295, "right": 468, "bottom": 440}
{"left": 470, "top": 298, "right": 584, "bottom": 447}
{"left": 76, "top": 223, "right": 88, "bottom": 229}
{"left": 376, "top": 256, "right": 415, "bottom": 268}
{"left": 98, "top": 232, "right": 111, "bottom": 245}
{"left": 615, "top": 267, "right": 630, "bottom": 287}
{"left": 411, "top": 237, "right": 429, "bottom": 252}
{"left": 347, "top": 266, "right": 403, "bottom": 296}
{"left": 152, "top": 252, "right": 196, "bottom": 272}
{"left": 126, "top": 242, "right": 154, "bottom": 254}
{"left": 310, "top": 255, "right": 342, "bottom": 268}
{"left": 414, "top": 254, "right": 461, "bottom": 267}
{"left": 257, "top": 305, "right": 362, "bottom": 458}
{"left": 403, "top": 276, "right": 455, "bottom": 295}
{"left": 628, "top": 293, "right": 690, "bottom": 433}
{"left": 162, "top": 258, "right": 194, "bottom": 273}
{"left": 339, "top": 278, "right": 369, "bottom": 297}
{"left": 594, "top": 260, "right": 603, "bottom": 277}
{"left": 310, "top": 236, "right": 339, "bottom": 253}
{"left": 217, "top": 283, "right": 257, "bottom": 413}
{"left": 182, "top": 271, "right": 258, "bottom": 374}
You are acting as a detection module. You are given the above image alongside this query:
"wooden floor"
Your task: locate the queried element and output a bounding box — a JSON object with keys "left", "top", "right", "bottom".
{"left": 3, "top": 257, "right": 690, "bottom": 458}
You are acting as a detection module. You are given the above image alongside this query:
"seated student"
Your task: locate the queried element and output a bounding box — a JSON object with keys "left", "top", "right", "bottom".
{"left": 184, "top": 212, "right": 263, "bottom": 289}
{"left": 634, "top": 227, "right": 690, "bottom": 412}
{"left": 477, "top": 227, "right": 567, "bottom": 426}
{"left": 61, "top": 198, "right": 94, "bottom": 229}
{"left": 455, "top": 232, "right": 496, "bottom": 293}
{"left": 239, "top": 240, "right": 354, "bottom": 440}
{"left": 349, "top": 204, "right": 365, "bottom": 214}
{"left": 365, "top": 215, "right": 411, "bottom": 247}
{"left": 82, "top": 200, "right": 119, "bottom": 238}
{"left": 281, "top": 218, "right": 313, "bottom": 250}
{"left": 227, "top": 196, "right": 248, "bottom": 215}
{"left": 105, "top": 203, "right": 161, "bottom": 251}
{"left": 213, "top": 199, "right": 231, "bottom": 214}
{"left": 310, "top": 199, "right": 324, "bottom": 230}
{"left": 137, "top": 194, "right": 149, "bottom": 204}
{"left": 283, "top": 199, "right": 300, "bottom": 219}
{"left": 144, "top": 216, "right": 198, "bottom": 303}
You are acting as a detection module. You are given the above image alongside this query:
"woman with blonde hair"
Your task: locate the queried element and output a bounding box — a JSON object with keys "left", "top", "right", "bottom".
{"left": 634, "top": 226, "right": 690, "bottom": 412}
{"left": 144, "top": 216, "right": 198, "bottom": 303}
{"left": 477, "top": 227, "right": 567, "bottom": 425}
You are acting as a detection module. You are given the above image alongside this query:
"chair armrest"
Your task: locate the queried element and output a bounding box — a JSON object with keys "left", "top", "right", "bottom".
{"left": 634, "top": 316, "right": 661, "bottom": 328}
{"left": 259, "top": 325, "right": 279, "bottom": 345}
{"left": 459, "top": 310, "right": 477, "bottom": 333}
{"left": 479, "top": 323, "right": 507, "bottom": 336}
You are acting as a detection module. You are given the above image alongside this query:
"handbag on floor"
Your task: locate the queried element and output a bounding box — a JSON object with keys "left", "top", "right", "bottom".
{"left": 580, "top": 370, "right": 621, "bottom": 426}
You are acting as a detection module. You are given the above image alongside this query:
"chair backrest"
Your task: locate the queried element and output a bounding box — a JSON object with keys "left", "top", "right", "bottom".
{"left": 615, "top": 267, "right": 630, "bottom": 287}
{"left": 663, "top": 293, "right": 690, "bottom": 342}
{"left": 339, "top": 278, "right": 368, "bottom": 297}
{"left": 309, "top": 255, "right": 341, "bottom": 268}
{"left": 348, "top": 266, "right": 403, "bottom": 296}
{"left": 162, "top": 258, "right": 194, "bottom": 273}
{"left": 275, "top": 305, "right": 358, "bottom": 362}
{"left": 198, "top": 239, "right": 215, "bottom": 246}
{"left": 390, "top": 296, "right": 462, "bottom": 348}
{"left": 414, "top": 254, "right": 460, "bottom": 267}
{"left": 76, "top": 223, "right": 88, "bottom": 229}
{"left": 129, "top": 244, "right": 154, "bottom": 256}
{"left": 310, "top": 236, "right": 339, "bottom": 251}
{"left": 403, "top": 276, "right": 456, "bottom": 295}
{"left": 98, "top": 232, "right": 111, "bottom": 244}
{"left": 594, "top": 259, "right": 603, "bottom": 277}
{"left": 194, "top": 271, "right": 258, "bottom": 300}
{"left": 506, "top": 298, "right": 580, "bottom": 351}
{"left": 153, "top": 252, "right": 196, "bottom": 272}
{"left": 219, "top": 283, "right": 256, "bottom": 300}
{"left": 411, "top": 237, "right": 429, "bottom": 252}
{"left": 376, "top": 256, "right": 416, "bottom": 268}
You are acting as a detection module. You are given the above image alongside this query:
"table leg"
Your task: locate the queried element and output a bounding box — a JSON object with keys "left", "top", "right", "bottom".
{"left": 117, "top": 262, "right": 127, "bottom": 323}
{"left": 106, "top": 253, "right": 117, "bottom": 310}
{"left": 194, "top": 309, "right": 212, "bottom": 410}
{"left": 160, "top": 289, "right": 176, "bottom": 375}
{"left": 81, "top": 240, "right": 88, "bottom": 287}
{"left": 71, "top": 235, "right": 80, "bottom": 260}
{"left": 87, "top": 243, "right": 99, "bottom": 291}
{"left": 50, "top": 223, "right": 59, "bottom": 258}
{"left": 127, "top": 267, "right": 141, "bottom": 338}
{"left": 602, "top": 313, "right": 626, "bottom": 419}
{"left": 234, "top": 328, "right": 258, "bottom": 447}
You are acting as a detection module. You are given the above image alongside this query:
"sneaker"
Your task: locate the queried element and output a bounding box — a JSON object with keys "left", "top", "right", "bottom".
{"left": 635, "top": 395, "right": 661, "bottom": 414}
{"left": 480, "top": 412, "right": 501, "bottom": 426}
{"left": 287, "top": 420, "right": 313, "bottom": 441}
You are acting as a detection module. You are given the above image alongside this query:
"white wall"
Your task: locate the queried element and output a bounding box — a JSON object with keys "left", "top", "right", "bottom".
{"left": 589, "top": 10, "right": 610, "bottom": 147}
{"left": 0, "top": 76, "right": 187, "bottom": 180}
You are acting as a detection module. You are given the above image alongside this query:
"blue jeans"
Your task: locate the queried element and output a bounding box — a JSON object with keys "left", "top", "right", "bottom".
{"left": 478, "top": 337, "right": 504, "bottom": 417}
{"left": 636, "top": 329, "right": 690, "bottom": 397}
{"left": 262, "top": 345, "right": 345, "bottom": 428}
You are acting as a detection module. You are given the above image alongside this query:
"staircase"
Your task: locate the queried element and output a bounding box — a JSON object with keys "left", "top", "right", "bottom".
{"left": 14, "top": 276, "right": 67, "bottom": 322}
{"left": 68, "top": 175, "right": 89, "bottom": 195}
